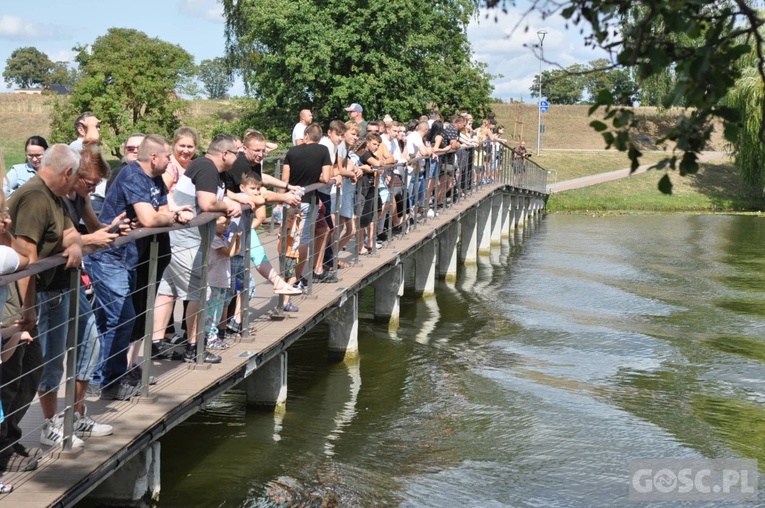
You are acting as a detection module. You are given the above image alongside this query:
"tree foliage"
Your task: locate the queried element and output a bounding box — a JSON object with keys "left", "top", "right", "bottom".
{"left": 3, "top": 46, "right": 53, "bottom": 89}
{"left": 45, "top": 62, "right": 78, "bottom": 88}
{"left": 530, "top": 65, "right": 585, "bottom": 104}
{"left": 49, "top": 28, "right": 195, "bottom": 156}
{"left": 197, "top": 57, "right": 234, "bottom": 99}
{"left": 491, "top": 0, "right": 763, "bottom": 194}
{"left": 222, "top": 0, "right": 494, "bottom": 138}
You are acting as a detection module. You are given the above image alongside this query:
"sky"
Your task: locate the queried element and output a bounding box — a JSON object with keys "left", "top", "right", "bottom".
{"left": 0, "top": 0, "right": 609, "bottom": 103}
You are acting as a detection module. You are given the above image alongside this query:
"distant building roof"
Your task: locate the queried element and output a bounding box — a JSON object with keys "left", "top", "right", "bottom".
{"left": 44, "top": 84, "right": 72, "bottom": 95}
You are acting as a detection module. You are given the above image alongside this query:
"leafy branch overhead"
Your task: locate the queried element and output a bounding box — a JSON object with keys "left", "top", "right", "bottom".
{"left": 490, "top": 0, "right": 765, "bottom": 194}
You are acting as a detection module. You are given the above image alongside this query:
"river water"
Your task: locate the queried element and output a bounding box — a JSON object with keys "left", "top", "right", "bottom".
{"left": 153, "top": 214, "right": 765, "bottom": 507}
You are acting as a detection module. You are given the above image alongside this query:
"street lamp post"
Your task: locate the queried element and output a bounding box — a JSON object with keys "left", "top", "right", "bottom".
{"left": 536, "top": 30, "right": 547, "bottom": 156}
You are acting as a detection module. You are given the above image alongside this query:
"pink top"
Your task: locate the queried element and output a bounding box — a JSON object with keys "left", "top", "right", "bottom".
{"left": 164, "top": 155, "right": 186, "bottom": 193}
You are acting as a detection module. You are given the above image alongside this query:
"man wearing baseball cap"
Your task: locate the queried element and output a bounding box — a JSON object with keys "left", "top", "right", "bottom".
{"left": 344, "top": 103, "right": 367, "bottom": 137}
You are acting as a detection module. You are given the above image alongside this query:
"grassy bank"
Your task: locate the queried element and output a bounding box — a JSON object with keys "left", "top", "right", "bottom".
{"left": 547, "top": 157, "right": 765, "bottom": 213}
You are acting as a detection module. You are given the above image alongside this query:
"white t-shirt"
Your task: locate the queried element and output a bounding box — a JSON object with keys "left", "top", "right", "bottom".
{"left": 319, "top": 137, "right": 338, "bottom": 165}
{"left": 291, "top": 123, "right": 307, "bottom": 145}
{"left": 407, "top": 131, "right": 427, "bottom": 170}
{"left": 0, "top": 245, "right": 20, "bottom": 275}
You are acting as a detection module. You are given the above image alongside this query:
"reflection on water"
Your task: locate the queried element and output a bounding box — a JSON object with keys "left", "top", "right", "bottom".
{"left": 148, "top": 214, "right": 765, "bottom": 507}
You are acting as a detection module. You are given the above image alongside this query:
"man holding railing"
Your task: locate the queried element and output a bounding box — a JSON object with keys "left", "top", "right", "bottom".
{"left": 7, "top": 144, "right": 84, "bottom": 449}
{"left": 152, "top": 134, "right": 241, "bottom": 364}
{"left": 281, "top": 123, "right": 333, "bottom": 288}
{"left": 89, "top": 135, "right": 192, "bottom": 400}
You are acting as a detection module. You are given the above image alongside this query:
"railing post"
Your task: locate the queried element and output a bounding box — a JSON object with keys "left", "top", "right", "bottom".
{"left": 63, "top": 268, "right": 81, "bottom": 451}
{"left": 402, "top": 165, "right": 410, "bottom": 235}
{"left": 270, "top": 158, "right": 283, "bottom": 234}
{"left": 141, "top": 236, "right": 158, "bottom": 397}
{"left": 332, "top": 187, "right": 341, "bottom": 271}
{"left": 372, "top": 173, "right": 379, "bottom": 254}
{"left": 195, "top": 219, "right": 215, "bottom": 365}
{"left": 306, "top": 192, "right": 318, "bottom": 295}
{"left": 241, "top": 208, "right": 252, "bottom": 335}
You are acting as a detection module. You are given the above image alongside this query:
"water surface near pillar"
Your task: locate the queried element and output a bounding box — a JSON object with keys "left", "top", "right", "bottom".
{"left": 150, "top": 214, "right": 765, "bottom": 507}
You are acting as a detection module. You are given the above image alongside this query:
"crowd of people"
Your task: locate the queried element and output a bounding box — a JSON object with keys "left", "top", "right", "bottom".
{"left": 0, "top": 105, "right": 522, "bottom": 493}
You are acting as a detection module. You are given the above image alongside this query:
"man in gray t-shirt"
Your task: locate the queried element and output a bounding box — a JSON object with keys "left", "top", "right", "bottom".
{"left": 153, "top": 134, "right": 241, "bottom": 364}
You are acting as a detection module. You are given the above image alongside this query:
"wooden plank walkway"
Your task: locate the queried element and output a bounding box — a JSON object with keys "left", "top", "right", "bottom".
{"left": 0, "top": 183, "right": 521, "bottom": 507}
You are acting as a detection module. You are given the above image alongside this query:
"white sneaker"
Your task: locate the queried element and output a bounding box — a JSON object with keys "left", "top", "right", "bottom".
{"left": 74, "top": 411, "right": 113, "bottom": 437}
{"left": 40, "top": 416, "right": 85, "bottom": 448}
{"left": 426, "top": 209, "right": 435, "bottom": 218}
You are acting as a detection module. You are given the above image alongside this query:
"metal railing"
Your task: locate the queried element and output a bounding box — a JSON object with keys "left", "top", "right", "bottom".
{"left": 0, "top": 142, "right": 545, "bottom": 483}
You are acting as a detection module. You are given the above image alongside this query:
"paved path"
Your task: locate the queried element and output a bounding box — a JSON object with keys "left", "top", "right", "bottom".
{"left": 547, "top": 151, "right": 729, "bottom": 193}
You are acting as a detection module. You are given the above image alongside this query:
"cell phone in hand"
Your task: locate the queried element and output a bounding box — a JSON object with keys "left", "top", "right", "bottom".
{"left": 107, "top": 223, "right": 121, "bottom": 234}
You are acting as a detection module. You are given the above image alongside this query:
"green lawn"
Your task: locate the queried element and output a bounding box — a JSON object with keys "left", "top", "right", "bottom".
{"left": 547, "top": 157, "right": 765, "bottom": 212}
{"left": 535, "top": 150, "right": 675, "bottom": 182}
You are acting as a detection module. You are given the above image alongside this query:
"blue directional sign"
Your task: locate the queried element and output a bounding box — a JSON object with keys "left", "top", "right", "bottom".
{"left": 539, "top": 100, "right": 549, "bottom": 112}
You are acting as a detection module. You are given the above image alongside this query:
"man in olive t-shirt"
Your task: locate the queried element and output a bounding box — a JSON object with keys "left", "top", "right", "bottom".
{"left": 5, "top": 144, "right": 84, "bottom": 454}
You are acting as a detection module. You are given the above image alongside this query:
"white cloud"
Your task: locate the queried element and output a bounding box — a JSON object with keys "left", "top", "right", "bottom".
{"left": 0, "top": 14, "right": 68, "bottom": 41}
{"left": 47, "top": 49, "right": 78, "bottom": 64}
{"left": 468, "top": 7, "right": 610, "bottom": 101}
{"left": 178, "top": 0, "right": 224, "bottom": 23}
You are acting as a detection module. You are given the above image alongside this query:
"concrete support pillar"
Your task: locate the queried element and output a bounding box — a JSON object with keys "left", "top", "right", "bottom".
{"left": 372, "top": 266, "right": 404, "bottom": 329}
{"left": 327, "top": 294, "right": 359, "bottom": 361}
{"left": 460, "top": 208, "right": 478, "bottom": 265}
{"left": 477, "top": 200, "right": 492, "bottom": 255}
{"left": 88, "top": 442, "right": 161, "bottom": 507}
{"left": 501, "top": 193, "right": 512, "bottom": 239}
{"left": 438, "top": 223, "right": 459, "bottom": 282}
{"left": 490, "top": 194, "right": 502, "bottom": 246}
{"left": 414, "top": 240, "right": 437, "bottom": 297}
{"left": 402, "top": 256, "right": 415, "bottom": 288}
{"left": 516, "top": 197, "right": 526, "bottom": 230}
{"left": 508, "top": 195, "right": 517, "bottom": 233}
{"left": 245, "top": 352, "right": 287, "bottom": 408}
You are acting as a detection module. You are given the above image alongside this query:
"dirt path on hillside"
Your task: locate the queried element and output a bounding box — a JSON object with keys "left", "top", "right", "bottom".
{"left": 547, "top": 151, "right": 729, "bottom": 193}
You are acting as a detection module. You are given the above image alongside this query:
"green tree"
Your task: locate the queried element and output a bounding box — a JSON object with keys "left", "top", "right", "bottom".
{"left": 50, "top": 28, "right": 195, "bottom": 156}
{"left": 44, "top": 61, "right": 78, "bottom": 88}
{"left": 197, "top": 57, "right": 234, "bottom": 99}
{"left": 583, "top": 59, "right": 638, "bottom": 105}
{"left": 726, "top": 46, "right": 765, "bottom": 192}
{"left": 530, "top": 64, "right": 585, "bottom": 104}
{"left": 222, "top": 0, "right": 494, "bottom": 138}
{"left": 3, "top": 46, "right": 54, "bottom": 89}
{"left": 487, "top": 0, "right": 759, "bottom": 193}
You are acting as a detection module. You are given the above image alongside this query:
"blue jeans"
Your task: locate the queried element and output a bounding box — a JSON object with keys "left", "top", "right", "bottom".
{"left": 36, "top": 289, "right": 70, "bottom": 393}
{"left": 76, "top": 286, "right": 100, "bottom": 382}
{"left": 89, "top": 259, "right": 136, "bottom": 388}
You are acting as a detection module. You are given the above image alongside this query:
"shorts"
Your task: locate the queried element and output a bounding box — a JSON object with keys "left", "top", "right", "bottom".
{"left": 339, "top": 179, "right": 356, "bottom": 218}
{"left": 295, "top": 201, "right": 329, "bottom": 246}
{"left": 157, "top": 247, "right": 203, "bottom": 301}
{"left": 249, "top": 231, "right": 268, "bottom": 267}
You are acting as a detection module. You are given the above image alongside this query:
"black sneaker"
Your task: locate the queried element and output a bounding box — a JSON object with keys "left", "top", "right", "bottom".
{"left": 183, "top": 347, "right": 222, "bottom": 364}
{"left": 152, "top": 341, "right": 182, "bottom": 361}
{"left": 314, "top": 271, "right": 338, "bottom": 283}
{"left": 100, "top": 380, "right": 140, "bottom": 401}
{"left": 0, "top": 451, "right": 38, "bottom": 472}
{"left": 12, "top": 444, "right": 42, "bottom": 458}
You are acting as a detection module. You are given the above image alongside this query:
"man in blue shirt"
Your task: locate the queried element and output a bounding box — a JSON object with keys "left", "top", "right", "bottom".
{"left": 88, "top": 135, "right": 191, "bottom": 400}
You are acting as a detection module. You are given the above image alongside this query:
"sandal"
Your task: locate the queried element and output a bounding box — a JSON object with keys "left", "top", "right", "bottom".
{"left": 274, "top": 286, "right": 302, "bottom": 296}
{"left": 336, "top": 260, "right": 349, "bottom": 269}
{"left": 283, "top": 302, "right": 299, "bottom": 312}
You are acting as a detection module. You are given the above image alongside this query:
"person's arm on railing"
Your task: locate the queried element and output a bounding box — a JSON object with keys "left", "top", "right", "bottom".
{"left": 133, "top": 202, "right": 191, "bottom": 228}
{"left": 14, "top": 236, "right": 38, "bottom": 331}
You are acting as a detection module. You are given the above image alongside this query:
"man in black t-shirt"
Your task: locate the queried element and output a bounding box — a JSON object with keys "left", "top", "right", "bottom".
{"left": 281, "top": 123, "right": 333, "bottom": 284}
{"left": 225, "top": 130, "right": 301, "bottom": 208}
